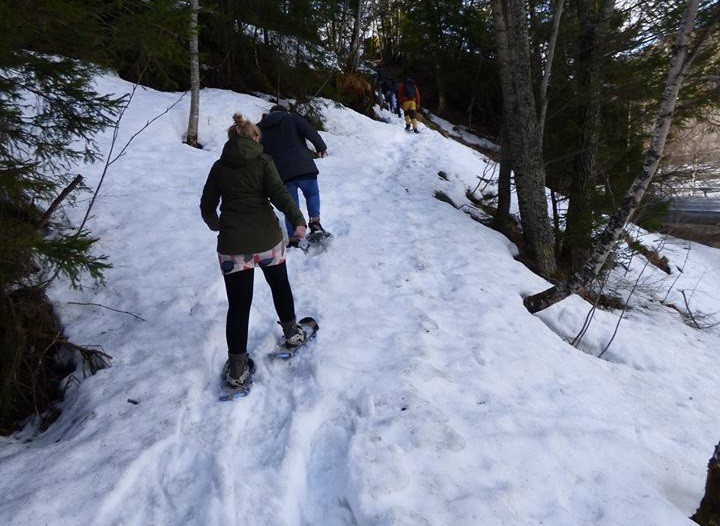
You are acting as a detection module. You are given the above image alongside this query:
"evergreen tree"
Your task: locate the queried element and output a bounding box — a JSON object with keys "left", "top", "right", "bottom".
{"left": 399, "top": 0, "right": 498, "bottom": 130}
{"left": 561, "top": 0, "right": 616, "bottom": 272}
{"left": 0, "top": 1, "right": 124, "bottom": 432}
{"left": 93, "top": 0, "right": 191, "bottom": 90}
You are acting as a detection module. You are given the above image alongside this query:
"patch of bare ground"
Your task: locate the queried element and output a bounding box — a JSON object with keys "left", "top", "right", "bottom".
{"left": 660, "top": 223, "right": 720, "bottom": 249}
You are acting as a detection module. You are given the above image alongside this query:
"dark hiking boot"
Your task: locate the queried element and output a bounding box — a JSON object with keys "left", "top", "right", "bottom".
{"left": 405, "top": 124, "right": 411, "bottom": 131}
{"left": 280, "top": 319, "right": 307, "bottom": 350}
{"left": 224, "top": 354, "right": 254, "bottom": 388}
{"left": 309, "top": 218, "right": 326, "bottom": 234}
{"left": 283, "top": 327, "right": 307, "bottom": 350}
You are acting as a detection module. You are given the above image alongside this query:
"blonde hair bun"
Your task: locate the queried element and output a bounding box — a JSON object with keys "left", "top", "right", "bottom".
{"left": 228, "top": 112, "right": 260, "bottom": 140}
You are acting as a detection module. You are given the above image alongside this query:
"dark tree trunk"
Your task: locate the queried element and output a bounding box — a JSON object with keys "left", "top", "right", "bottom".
{"left": 346, "top": 0, "right": 363, "bottom": 72}
{"left": 563, "top": 0, "right": 614, "bottom": 272}
{"left": 490, "top": 0, "right": 557, "bottom": 276}
{"left": 538, "top": 0, "right": 565, "bottom": 140}
{"left": 692, "top": 442, "right": 720, "bottom": 526}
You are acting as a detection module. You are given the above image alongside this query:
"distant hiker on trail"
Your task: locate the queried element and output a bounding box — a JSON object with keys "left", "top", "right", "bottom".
{"left": 381, "top": 75, "right": 400, "bottom": 116}
{"left": 373, "top": 64, "right": 386, "bottom": 107}
{"left": 258, "top": 104, "right": 328, "bottom": 247}
{"left": 200, "top": 113, "right": 310, "bottom": 390}
{"left": 398, "top": 78, "right": 421, "bottom": 133}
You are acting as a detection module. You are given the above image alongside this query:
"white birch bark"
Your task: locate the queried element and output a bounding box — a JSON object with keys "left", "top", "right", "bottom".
{"left": 186, "top": 0, "right": 200, "bottom": 148}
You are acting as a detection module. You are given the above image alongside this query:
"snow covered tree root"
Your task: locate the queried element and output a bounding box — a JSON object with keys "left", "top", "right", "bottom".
{"left": 692, "top": 441, "right": 720, "bottom": 526}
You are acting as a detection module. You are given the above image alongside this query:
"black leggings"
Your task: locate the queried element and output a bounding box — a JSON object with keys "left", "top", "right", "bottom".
{"left": 223, "top": 262, "right": 296, "bottom": 355}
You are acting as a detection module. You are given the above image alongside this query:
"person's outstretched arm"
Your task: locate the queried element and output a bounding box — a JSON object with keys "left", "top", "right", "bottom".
{"left": 293, "top": 114, "right": 327, "bottom": 155}
{"left": 199, "top": 167, "right": 220, "bottom": 231}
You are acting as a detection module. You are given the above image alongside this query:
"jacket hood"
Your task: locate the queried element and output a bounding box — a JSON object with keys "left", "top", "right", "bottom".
{"left": 220, "top": 137, "right": 263, "bottom": 168}
{"left": 259, "top": 111, "right": 289, "bottom": 129}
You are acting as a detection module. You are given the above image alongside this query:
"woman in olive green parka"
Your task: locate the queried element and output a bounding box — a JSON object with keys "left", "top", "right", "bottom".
{"left": 200, "top": 113, "right": 309, "bottom": 389}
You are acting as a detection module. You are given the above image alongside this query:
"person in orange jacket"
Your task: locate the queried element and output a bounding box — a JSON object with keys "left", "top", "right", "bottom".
{"left": 398, "top": 77, "right": 420, "bottom": 133}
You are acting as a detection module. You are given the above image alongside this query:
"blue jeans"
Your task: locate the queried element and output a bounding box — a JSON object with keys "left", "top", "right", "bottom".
{"left": 284, "top": 177, "right": 320, "bottom": 236}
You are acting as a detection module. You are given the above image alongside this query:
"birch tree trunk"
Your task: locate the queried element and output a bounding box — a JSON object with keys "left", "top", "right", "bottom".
{"left": 186, "top": 0, "right": 200, "bottom": 148}
{"left": 490, "top": 0, "right": 557, "bottom": 276}
{"left": 524, "top": 0, "right": 709, "bottom": 313}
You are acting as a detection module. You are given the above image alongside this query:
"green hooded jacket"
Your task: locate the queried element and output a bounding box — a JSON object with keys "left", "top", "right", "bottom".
{"left": 200, "top": 136, "right": 306, "bottom": 254}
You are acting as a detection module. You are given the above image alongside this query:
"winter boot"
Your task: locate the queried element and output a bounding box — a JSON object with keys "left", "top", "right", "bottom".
{"left": 224, "top": 353, "right": 253, "bottom": 388}
{"left": 280, "top": 319, "right": 307, "bottom": 350}
{"left": 287, "top": 236, "right": 300, "bottom": 248}
{"left": 309, "top": 217, "right": 326, "bottom": 234}
{"left": 405, "top": 124, "right": 411, "bottom": 131}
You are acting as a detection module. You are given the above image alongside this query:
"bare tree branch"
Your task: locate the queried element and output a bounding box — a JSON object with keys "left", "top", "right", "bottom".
{"left": 37, "top": 174, "right": 83, "bottom": 228}
{"left": 77, "top": 86, "right": 187, "bottom": 233}
{"left": 598, "top": 259, "right": 650, "bottom": 358}
{"left": 67, "top": 301, "right": 145, "bottom": 321}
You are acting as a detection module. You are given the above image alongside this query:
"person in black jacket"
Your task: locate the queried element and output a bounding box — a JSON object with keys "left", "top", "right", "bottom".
{"left": 258, "top": 105, "right": 328, "bottom": 246}
{"left": 381, "top": 75, "right": 400, "bottom": 116}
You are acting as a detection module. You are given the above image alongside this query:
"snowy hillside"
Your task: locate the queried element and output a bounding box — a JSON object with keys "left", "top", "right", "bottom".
{"left": 0, "top": 72, "right": 719, "bottom": 526}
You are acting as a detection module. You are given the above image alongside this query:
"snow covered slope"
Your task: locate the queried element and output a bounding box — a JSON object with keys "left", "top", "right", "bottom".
{"left": 0, "top": 73, "right": 719, "bottom": 526}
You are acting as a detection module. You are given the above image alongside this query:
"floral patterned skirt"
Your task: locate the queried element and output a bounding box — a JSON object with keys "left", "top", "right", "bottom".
{"left": 218, "top": 240, "right": 286, "bottom": 275}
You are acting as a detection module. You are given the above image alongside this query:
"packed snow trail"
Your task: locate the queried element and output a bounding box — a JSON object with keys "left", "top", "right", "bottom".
{"left": 86, "top": 104, "right": 482, "bottom": 526}
{"left": 0, "top": 76, "right": 719, "bottom": 526}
